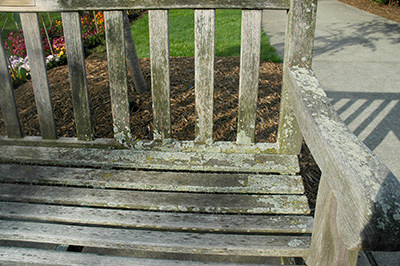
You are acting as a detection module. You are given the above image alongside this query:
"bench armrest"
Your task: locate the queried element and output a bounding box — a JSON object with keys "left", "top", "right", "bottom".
{"left": 286, "top": 67, "right": 400, "bottom": 251}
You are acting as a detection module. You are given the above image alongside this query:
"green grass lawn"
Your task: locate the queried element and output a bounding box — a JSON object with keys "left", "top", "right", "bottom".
{"left": 1, "top": 10, "right": 281, "bottom": 62}
{"left": 132, "top": 9, "right": 281, "bottom": 62}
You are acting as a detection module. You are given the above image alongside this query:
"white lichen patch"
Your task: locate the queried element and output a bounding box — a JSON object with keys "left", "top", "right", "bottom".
{"left": 288, "top": 239, "right": 305, "bottom": 247}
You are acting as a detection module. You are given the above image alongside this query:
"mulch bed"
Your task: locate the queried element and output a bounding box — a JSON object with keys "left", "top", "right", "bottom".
{"left": 339, "top": 0, "right": 400, "bottom": 23}
{"left": 0, "top": 55, "right": 321, "bottom": 214}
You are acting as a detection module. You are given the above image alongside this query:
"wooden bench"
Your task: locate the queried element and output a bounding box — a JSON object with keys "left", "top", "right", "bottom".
{"left": 0, "top": 0, "right": 399, "bottom": 265}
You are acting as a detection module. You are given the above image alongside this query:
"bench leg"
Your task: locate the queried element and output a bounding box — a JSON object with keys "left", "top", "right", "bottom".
{"left": 307, "top": 177, "right": 358, "bottom": 266}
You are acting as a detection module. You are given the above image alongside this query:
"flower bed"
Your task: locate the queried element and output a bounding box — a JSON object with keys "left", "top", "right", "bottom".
{"left": 3, "top": 11, "right": 106, "bottom": 86}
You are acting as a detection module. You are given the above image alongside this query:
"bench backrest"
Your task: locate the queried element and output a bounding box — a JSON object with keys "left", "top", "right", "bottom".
{"left": 0, "top": 0, "right": 317, "bottom": 164}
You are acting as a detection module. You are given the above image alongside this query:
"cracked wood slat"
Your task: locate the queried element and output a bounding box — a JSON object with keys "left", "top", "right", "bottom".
{"left": 0, "top": 164, "right": 305, "bottom": 194}
{"left": 194, "top": 9, "right": 214, "bottom": 144}
{"left": 61, "top": 12, "right": 94, "bottom": 141}
{"left": 20, "top": 13, "right": 57, "bottom": 140}
{"left": 0, "top": 145, "right": 299, "bottom": 173}
{"left": 0, "top": 33, "right": 23, "bottom": 138}
{"left": 149, "top": 10, "right": 172, "bottom": 142}
{"left": 0, "top": 220, "right": 310, "bottom": 257}
{"left": 237, "top": 10, "right": 262, "bottom": 145}
{"left": 0, "top": 0, "right": 290, "bottom": 12}
{"left": 0, "top": 247, "right": 292, "bottom": 266}
{"left": 0, "top": 202, "right": 313, "bottom": 234}
{"left": 0, "top": 183, "right": 310, "bottom": 214}
{"left": 105, "top": 11, "right": 131, "bottom": 144}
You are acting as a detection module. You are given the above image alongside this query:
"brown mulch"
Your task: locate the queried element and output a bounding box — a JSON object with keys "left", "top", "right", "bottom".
{"left": 339, "top": 0, "right": 400, "bottom": 23}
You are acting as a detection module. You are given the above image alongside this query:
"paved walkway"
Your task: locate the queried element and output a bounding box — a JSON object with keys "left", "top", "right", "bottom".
{"left": 262, "top": 0, "right": 400, "bottom": 265}
{"left": 263, "top": 0, "right": 400, "bottom": 178}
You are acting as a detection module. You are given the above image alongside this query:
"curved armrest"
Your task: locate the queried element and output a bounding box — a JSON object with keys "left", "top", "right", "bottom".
{"left": 285, "top": 67, "right": 400, "bottom": 251}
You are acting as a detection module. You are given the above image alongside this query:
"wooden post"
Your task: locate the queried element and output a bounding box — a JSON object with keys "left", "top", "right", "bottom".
{"left": 62, "top": 12, "right": 94, "bottom": 141}
{"left": 194, "top": 9, "right": 215, "bottom": 144}
{"left": 237, "top": 9, "right": 262, "bottom": 145}
{"left": 149, "top": 10, "right": 172, "bottom": 142}
{"left": 20, "top": 13, "right": 57, "bottom": 140}
{"left": 277, "top": 0, "right": 317, "bottom": 154}
{"left": 104, "top": 11, "right": 132, "bottom": 145}
{"left": 0, "top": 32, "right": 23, "bottom": 138}
{"left": 307, "top": 177, "right": 358, "bottom": 266}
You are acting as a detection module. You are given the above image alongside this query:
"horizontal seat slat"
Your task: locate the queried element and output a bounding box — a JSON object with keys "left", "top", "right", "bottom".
{"left": 0, "top": 220, "right": 310, "bottom": 257}
{"left": 0, "top": 183, "right": 310, "bottom": 215}
{"left": 0, "top": 0, "right": 290, "bottom": 12}
{"left": 0, "top": 145, "right": 299, "bottom": 173}
{"left": 0, "top": 164, "right": 304, "bottom": 194}
{"left": 0, "top": 202, "right": 313, "bottom": 234}
{"left": 0, "top": 136, "right": 280, "bottom": 154}
{"left": 0, "top": 247, "right": 292, "bottom": 266}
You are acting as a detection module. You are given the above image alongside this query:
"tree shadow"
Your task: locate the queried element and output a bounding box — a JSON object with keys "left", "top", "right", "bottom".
{"left": 313, "top": 18, "right": 400, "bottom": 57}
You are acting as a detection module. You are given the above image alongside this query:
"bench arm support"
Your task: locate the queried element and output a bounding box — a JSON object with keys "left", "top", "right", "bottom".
{"left": 285, "top": 67, "right": 400, "bottom": 252}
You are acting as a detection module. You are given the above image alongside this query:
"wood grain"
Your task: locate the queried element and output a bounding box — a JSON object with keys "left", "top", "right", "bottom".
{"left": 62, "top": 12, "right": 94, "bottom": 141}
{"left": 149, "top": 10, "right": 172, "bottom": 142}
{"left": 0, "top": 33, "right": 23, "bottom": 138}
{"left": 20, "top": 13, "right": 57, "bottom": 139}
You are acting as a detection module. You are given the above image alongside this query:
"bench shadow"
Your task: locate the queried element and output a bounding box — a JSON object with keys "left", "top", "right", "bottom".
{"left": 326, "top": 91, "right": 400, "bottom": 152}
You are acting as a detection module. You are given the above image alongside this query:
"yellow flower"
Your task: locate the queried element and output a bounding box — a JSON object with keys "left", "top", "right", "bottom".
{"left": 56, "top": 20, "right": 62, "bottom": 26}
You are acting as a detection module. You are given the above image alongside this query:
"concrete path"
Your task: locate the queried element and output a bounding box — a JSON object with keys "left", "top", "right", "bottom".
{"left": 262, "top": 1, "right": 400, "bottom": 265}
{"left": 263, "top": 0, "right": 400, "bottom": 178}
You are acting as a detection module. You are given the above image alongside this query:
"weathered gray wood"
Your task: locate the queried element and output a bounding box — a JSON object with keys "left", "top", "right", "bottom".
{"left": 0, "top": 33, "right": 23, "bottom": 138}
{"left": 0, "top": 144, "right": 299, "bottom": 173}
{"left": 286, "top": 67, "right": 400, "bottom": 250}
{"left": 284, "top": 0, "right": 318, "bottom": 69}
{"left": 104, "top": 11, "right": 132, "bottom": 145}
{"left": 149, "top": 10, "right": 172, "bottom": 142}
{"left": 194, "top": 9, "right": 214, "bottom": 144}
{"left": 20, "top": 13, "right": 57, "bottom": 139}
{"left": 61, "top": 12, "right": 94, "bottom": 141}
{"left": 0, "top": 164, "right": 305, "bottom": 194}
{"left": 0, "top": 247, "right": 288, "bottom": 266}
{"left": 0, "top": 220, "right": 310, "bottom": 257}
{"left": 0, "top": 183, "right": 310, "bottom": 214}
{"left": 123, "top": 12, "right": 148, "bottom": 94}
{"left": 0, "top": 202, "right": 313, "bottom": 234}
{"left": 307, "top": 177, "right": 358, "bottom": 266}
{"left": 0, "top": 135, "right": 279, "bottom": 153}
{"left": 237, "top": 10, "right": 262, "bottom": 145}
{"left": 277, "top": 0, "right": 317, "bottom": 154}
{"left": 0, "top": 0, "right": 290, "bottom": 12}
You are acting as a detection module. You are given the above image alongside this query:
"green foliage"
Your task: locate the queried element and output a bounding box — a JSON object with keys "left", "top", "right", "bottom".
{"left": 370, "top": 0, "right": 399, "bottom": 5}
{"left": 131, "top": 9, "right": 281, "bottom": 62}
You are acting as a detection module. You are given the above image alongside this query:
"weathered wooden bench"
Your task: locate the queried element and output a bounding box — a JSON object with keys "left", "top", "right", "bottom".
{"left": 0, "top": 0, "right": 399, "bottom": 265}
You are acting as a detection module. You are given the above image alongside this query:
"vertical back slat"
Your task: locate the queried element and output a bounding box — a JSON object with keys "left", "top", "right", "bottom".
{"left": 104, "top": 11, "right": 132, "bottom": 144}
{"left": 149, "top": 10, "right": 172, "bottom": 142}
{"left": 0, "top": 33, "right": 23, "bottom": 138}
{"left": 236, "top": 10, "right": 262, "bottom": 145}
{"left": 20, "top": 13, "right": 57, "bottom": 140}
{"left": 194, "top": 10, "right": 215, "bottom": 145}
{"left": 62, "top": 12, "right": 94, "bottom": 141}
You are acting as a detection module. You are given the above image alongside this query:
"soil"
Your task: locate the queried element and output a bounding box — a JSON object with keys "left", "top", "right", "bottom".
{"left": 339, "top": 0, "right": 400, "bottom": 23}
